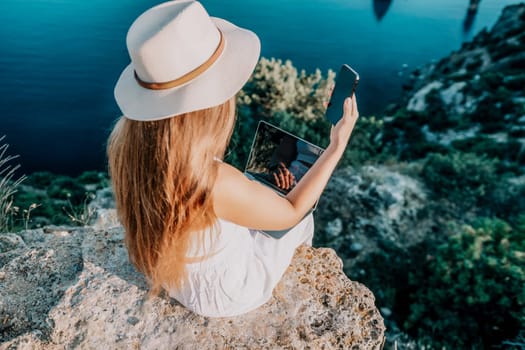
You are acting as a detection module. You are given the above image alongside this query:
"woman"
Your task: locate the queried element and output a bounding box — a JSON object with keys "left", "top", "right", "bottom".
{"left": 108, "top": 0, "right": 359, "bottom": 318}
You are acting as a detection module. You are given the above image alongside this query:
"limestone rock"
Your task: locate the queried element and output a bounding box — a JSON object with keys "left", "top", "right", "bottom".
{"left": 89, "top": 187, "right": 120, "bottom": 230}
{"left": 88, "top": 187, "right": 115, "bottom": 211}
{"left": 0, "top": 225, "right": 385, "bottom": 349}
{"left": 0, "top": 228, "right": 83, "bottom": 343}
{"left": 315, "top": 165, "right": 429, "bottom": 252}
{"left": 406, "top": 81, "right": 443, "bottom": 112}
{"left": 90, "top": 208, "right": 120, "bottom": 231}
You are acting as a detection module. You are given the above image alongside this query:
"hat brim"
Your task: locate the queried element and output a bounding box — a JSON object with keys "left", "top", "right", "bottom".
{"left": 114, "top": 18, "right": 261, "bottom": 121}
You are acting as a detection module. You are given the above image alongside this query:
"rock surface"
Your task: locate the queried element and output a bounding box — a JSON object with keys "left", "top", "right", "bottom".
{"left": 315, "top": 165, "right": 430, "bottom": 268}
{"left": 0, "top": 225, "right": 385, "bottom": 349}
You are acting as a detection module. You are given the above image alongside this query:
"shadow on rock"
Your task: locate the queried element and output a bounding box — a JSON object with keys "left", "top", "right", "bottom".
{"left": 81, "top": 227, "right": 148, "bottom": 291}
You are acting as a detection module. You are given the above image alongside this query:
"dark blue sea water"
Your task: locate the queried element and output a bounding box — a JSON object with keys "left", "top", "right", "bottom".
{"left": 0, "top": 0, "right": 519, "bottom": 175}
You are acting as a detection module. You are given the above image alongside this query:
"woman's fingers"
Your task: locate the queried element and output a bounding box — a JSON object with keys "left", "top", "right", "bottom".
{"left": 279, "top": 168, "right": 288, "bottom": 189}
{"left": 273, "top": 172, "right": 281, "bottom": 187}
{"left": 343, "top": 95, "right": 358, "bottom": 119}
{"left": 343, "top": 97, "right": 351, "bottom": 117}
{"left": 351, "top": 94, "right": 358, "bottom": 116}
{"left": 285, "top": 169, "right": 295, "bottom": 189}
{"left": 273, "top": 164, "right": 297, "bottom": 190}
{"left": 274, "top": 167, "right": 286, "bottom": 189}
{"left": 278, "top": 163, "right": 288, "bottom": 189}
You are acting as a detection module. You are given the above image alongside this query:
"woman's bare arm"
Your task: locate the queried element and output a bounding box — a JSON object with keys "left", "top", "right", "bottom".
{"left": 213, "top": 96, "right": 359, "bottom": 230}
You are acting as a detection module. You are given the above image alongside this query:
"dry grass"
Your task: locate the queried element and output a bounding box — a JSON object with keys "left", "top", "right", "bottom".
{"left": 0, "top": 136, "right": 26, "bottom": 232}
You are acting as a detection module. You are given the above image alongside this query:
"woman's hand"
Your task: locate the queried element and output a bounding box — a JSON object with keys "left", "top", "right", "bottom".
{"left": 272, "top": 162, "right": 296, "bottom": 190}
{"left": 329, "top": 95, "right": 359, "bottom": 152}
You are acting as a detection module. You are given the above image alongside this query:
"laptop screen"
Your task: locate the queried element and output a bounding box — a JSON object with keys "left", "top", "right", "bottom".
{"left": 244, "top": 121, "right": 324, "bottom": 195}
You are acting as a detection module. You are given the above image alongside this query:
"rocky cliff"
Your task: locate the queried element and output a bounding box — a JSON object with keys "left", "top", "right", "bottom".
{"left": 384, "top": 3, "right": 525, "bottom": 167}
{"left": 0, "top": 219, "right": 385, "bottom": 349}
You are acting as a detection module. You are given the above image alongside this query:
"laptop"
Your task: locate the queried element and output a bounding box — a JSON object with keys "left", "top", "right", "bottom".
{"left": 244, "top": 121, "right": 325, "bottom": 238}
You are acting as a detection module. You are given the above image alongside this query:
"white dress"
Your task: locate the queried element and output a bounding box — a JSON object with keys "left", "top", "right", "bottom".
{"left": 166, "top": 214, "right": 314, "bottom": 317}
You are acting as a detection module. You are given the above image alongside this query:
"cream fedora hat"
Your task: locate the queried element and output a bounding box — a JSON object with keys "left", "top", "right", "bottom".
{"left": 114, "top": 0, "right": 260, "bottom": 121}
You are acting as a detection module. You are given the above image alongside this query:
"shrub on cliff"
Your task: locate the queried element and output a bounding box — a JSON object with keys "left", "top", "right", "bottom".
{"left": 25, "top": 171, "right": 55, "bottom": 188}
{"left": 238, "top": 57, "right": 335, "bottom": 121}
{"left": 470, "top": 87, "right": 516, "bottom": 133}
{"left": 77, "top": 171, "right": 108, "bottom": 188}
{"left": 421, "top": 152, "right": 497, "bottom": 208}
{"left": 487, "top": 177, "right": 525, "bottom": 222}
{"left": 423, "top": 89, "right": 459, "bottom": 132}
{"left": 404, "top": 217, "right": 525, "bottom": 348}
{"left": 451, "top": 136, "right": 525, "bottom": 169}
{"left": 380, "top": 108, "right": 449, "bottom": 161}
{"left": 11, "top": 172, "right": 103, "bottom": 229}
{"left": 47, "top": 176, "right": 87, "bottom": 205}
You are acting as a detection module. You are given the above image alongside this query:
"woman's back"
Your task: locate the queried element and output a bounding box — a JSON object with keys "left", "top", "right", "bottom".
{"left": 168, "top": 215, "right": 313, "bottom": 317}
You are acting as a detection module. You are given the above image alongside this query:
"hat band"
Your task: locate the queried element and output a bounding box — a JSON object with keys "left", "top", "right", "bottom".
{"left": 134, "top": 30, "right": 225, "bottom": 90}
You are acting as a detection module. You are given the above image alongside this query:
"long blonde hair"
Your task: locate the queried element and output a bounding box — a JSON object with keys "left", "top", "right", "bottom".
{"left": 107, "top": 97, "right": 236, "bottom": 295}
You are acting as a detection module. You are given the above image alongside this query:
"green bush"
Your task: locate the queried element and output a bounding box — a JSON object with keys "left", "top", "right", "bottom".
{"left": 424, "top": 89, "right": 457, "bottom": 131}
{"left": 465, "top": 54, "right": 483, "bottom": 71}
{"left": 404, "top": 218, "right": 525, "bottom": 348}
{"left": 487, "top": 177, "right": 525, "bottom": 221}
{"left": 421, "top": 152, "right": 498, "bottom": 207}
{"left": 491, "top": 40, "right": 525, "bottom": 61}
{"left": 13, "top": 191, "right": 50, "bottom": 219}
{"left": 348, "top": 243, "right": 424, "bottom": 318}
{"left": 380, "top": 109, "right": 450, "bottom": 161}
{"left": 341, "top": 115, "right": 389, "bottom": 166}
{"left": 504, "top": 73, "right": 525, "bottom": 91}
{"left": 469, "top": 87, "right": 515, "bottom": 133}
{"left": 25, "top": 171, "right": 54, "bottom": 188}
{"left": 470, "top": 72, "right": 504, "bottom": 95}
{"left": 77, "top": 171, "right": 108, "bottom": 187}
{"left": 452, "top": 136, "right": 525, "bottom": 167}
{"left": 12, "top": 173, "right": 98, "bottom": 229}
{"left": 46, "top": 176, "right": 86, "bottom": 205}
{"left": 238, "top": 57, "right": 334, "bottom": 121}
